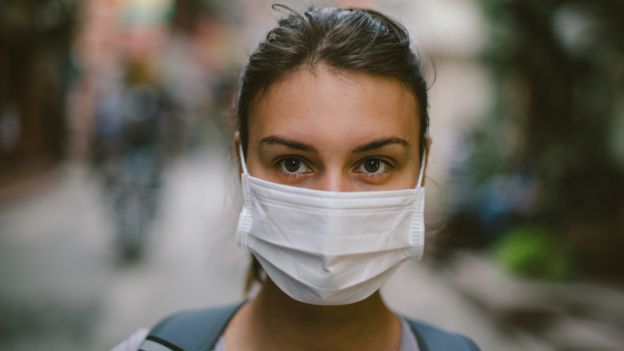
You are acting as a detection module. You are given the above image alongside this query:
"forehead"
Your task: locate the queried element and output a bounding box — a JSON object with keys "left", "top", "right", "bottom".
{"left": 248, "top": 65, "right": 421, "bottom": 148}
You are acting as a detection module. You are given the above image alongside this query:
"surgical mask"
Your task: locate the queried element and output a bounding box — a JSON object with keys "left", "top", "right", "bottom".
{"left": 235, "top": 145, "right": 426, "bottom": 305}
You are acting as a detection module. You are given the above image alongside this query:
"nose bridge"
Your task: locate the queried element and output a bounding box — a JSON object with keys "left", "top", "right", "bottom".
{"left": 318, "top": 166, "right": 352, "bottom": 192}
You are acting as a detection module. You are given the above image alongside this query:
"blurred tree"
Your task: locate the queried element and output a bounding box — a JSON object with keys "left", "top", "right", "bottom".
{"left": 0, "top": 0, "right": 77, "bottom": 181}
{"left": 441, "top": 0, "right": 624, "bottom": 280}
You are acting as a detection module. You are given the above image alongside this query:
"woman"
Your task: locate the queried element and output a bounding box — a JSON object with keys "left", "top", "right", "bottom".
{"left": 115, "top": 5, "right": 480, "bottom": 351}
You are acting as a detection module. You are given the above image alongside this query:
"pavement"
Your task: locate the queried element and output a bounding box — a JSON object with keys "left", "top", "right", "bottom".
{"left": 0, "top": 144, "right": 556, "bottom": 351}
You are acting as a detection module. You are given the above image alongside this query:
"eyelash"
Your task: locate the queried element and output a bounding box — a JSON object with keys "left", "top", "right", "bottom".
{"left": 275, "top": 157, "right": 313, "bottom": 178}
{"left": 274, "top": 156, "right": 394, "bottom": 178}
{"left": 354, "top": 157, "right": 393, "bottom": 177}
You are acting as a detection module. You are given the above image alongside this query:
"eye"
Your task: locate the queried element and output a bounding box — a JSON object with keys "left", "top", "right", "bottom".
{"left": 355, "top": 157, "right": 390, "bottom": 176}
{"left": 277, "top": 157, "right": 311, "bottom": 175}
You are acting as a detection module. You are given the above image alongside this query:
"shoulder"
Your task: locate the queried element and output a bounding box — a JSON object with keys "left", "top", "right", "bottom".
{"left": 149, "top": 303, "right": 243, "bottom": 336}
{"left": 111, "top": 328, "right": 149, "bottom": 351}
{"left": 139, "top": 302, "right": 244, "bottom": 351}
{"left": 405, "top": 318, "right": 481, "bottom": 351}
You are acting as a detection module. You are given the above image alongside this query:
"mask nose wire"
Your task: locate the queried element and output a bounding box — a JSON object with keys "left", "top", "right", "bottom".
{"left": 238, "top": 143, "right": 249, "bottom": 175}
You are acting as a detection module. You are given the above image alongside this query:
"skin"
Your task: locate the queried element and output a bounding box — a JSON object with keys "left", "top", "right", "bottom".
{"left": 225, "top": 64, "right": 430, "bottom": 351}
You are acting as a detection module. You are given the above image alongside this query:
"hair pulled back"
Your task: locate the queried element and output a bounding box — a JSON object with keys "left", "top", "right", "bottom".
{"left": 237, "top": 5, "right": 430, "bottom": 157}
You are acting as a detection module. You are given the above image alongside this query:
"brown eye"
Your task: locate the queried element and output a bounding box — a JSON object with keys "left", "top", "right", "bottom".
{"left": 356, "top": 157, "right": 389, "bottom": 176}
{"left": 278, "top": 157, "right": 311, "bottom": 175}
{"left": 284, "top": 159, "right": 302, "bottom": 172}
{"left": 364, "top": 159, "right": 381, "bottom": 173}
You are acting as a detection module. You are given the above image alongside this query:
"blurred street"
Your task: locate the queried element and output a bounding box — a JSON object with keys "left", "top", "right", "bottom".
{"left": 2, "top": 143, "right": 624, "bottom": 351}
{"left": 2, "top": 1, "right": 623, "bottom": 350}
{"left": 0, "top": 140, "right": 249, "bottom": 350}
{"left": 0, "top": 142, "right": 526, "bottom": 351}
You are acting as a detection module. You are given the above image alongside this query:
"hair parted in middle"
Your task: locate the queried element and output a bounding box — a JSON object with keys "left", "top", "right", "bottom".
{"left": 237, "top": 4, "right": 430, "bottom": 159}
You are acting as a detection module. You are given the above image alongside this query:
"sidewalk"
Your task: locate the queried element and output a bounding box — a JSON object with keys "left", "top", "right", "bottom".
{"left": 448, "top": 253, "right": 624, "bottom": 350}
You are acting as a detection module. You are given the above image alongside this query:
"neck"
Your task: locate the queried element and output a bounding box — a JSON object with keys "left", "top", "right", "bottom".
{"left": 228, "top": 279, "right": 401, "bottom": 351}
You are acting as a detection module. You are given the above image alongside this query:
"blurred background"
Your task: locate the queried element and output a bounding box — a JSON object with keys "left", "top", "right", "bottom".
{"left": 1, "top": 0, "right": 623, "bottom": 350}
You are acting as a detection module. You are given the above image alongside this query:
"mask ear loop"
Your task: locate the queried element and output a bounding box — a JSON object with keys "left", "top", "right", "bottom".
{"left": 416, "top": 149, "right": 427, "bottom": 188}
{"left": 238, "top": 143, "right": 249, "bottom": 175}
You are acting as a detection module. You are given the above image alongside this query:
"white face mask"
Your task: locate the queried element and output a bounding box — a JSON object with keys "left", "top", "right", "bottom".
{"left": 235, "top": 144, "right": 426, "bottom": 305}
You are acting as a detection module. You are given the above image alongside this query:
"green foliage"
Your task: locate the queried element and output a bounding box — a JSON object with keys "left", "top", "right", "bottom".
{"left": 494, "top": 226, "right": 571, "bottom": 281}
{"left": 470, "top": 0, "right": 624, "bottom": 224}
{"left": 443, "top": 0, "right": 624, "bottom": 279}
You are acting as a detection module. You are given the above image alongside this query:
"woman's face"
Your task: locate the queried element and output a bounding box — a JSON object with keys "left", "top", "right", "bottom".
{"left": 244, "top": 65, "right": 423, "bottom": 191}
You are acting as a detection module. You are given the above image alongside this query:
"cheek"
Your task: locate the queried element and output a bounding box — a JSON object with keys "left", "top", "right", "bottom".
{"left": 245, "top": 150, "right": 269, "bottom": 178}
{"left": 394, "top": 163, "right": 422, "bottom": 189}
{"left": 397, "top": 143, "right": 423, "bottom": 189}
{"left": 244, "top": 114, "right": 267, "bottom": 174}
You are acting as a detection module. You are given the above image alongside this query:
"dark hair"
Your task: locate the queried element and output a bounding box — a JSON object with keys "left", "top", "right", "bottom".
{"left": 237, "top": 5, "right": 429, "bottom": 158}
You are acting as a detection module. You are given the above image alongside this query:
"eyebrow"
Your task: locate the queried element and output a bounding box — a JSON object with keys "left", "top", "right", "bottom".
{"left": 259, "top": 135, "right": 319, "bottom": 153}
{"left": 352, "top": 137, "right": 409, "bottom": 153}
{"left": 259, "top": 135, "right": 409, "bottom": 154}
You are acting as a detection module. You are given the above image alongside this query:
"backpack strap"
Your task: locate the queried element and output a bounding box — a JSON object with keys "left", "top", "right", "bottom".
{"left": 139, "top": 302, "right": 244, "bottom": 351}
{"left": 406, "top": 318, "right": 481, "bottom": 351}
{"left": 139, "top": 303, "right": 480, "bottom": 351}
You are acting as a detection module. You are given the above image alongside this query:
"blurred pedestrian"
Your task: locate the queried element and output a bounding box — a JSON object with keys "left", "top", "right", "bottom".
{"left": 93, "top": 58, "right": 171, "bottom": 260}
{"left": 114, "top": 5, "right": 480, "bottom": 350}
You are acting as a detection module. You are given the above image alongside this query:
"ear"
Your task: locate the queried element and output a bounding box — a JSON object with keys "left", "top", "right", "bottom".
{"left": 233, "top": 130, "right": 241, "bottom": 148}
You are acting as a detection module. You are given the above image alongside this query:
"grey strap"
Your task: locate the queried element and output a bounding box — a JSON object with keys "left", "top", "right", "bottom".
{"left": 141, "top": 303, "right": 479, "bottom": 351}
{"left": 406, "top": 318, "right": 481, "bottom": 351}
{"left": 140, "top": 302, "right": 244, "bottom": 351}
